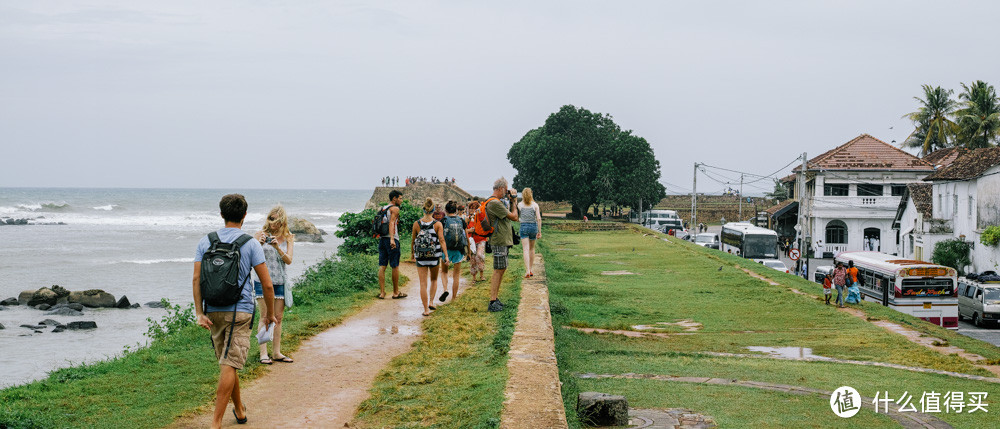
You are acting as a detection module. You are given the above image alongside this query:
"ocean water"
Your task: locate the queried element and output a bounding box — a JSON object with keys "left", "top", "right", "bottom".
{"left": 0, "top": 188, "right": 371, "bottom": 388}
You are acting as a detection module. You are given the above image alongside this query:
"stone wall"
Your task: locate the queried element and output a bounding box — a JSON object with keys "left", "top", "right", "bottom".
{"left": 365, "top": 184, "right": 474, "bottom": 210}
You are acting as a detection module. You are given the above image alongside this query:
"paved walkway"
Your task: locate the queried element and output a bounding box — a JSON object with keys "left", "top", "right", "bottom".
{"left": 501, "top": 253, "right": 569, "bottom": 429}
{"left": 172, "top": 260, "right": 464, "bottom": 428}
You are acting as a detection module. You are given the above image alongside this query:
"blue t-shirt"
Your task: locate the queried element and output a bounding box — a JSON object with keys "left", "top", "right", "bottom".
{"left": 194, "top": 227, "right": 265, "bottom": 314}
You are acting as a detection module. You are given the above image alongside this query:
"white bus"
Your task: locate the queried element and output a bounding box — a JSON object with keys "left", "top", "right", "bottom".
{"left": 720, "top": 222, "right": 779, "bottom": 261}
{"left": 835, "top": 251, "right": 958, "bottom": 329}
{"left": 640, "top": 210, "right": 683, "bottom": 232}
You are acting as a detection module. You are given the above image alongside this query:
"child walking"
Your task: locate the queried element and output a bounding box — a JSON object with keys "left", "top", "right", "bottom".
{"left": 823, "top": 274, "right": 833, "bottom": 305}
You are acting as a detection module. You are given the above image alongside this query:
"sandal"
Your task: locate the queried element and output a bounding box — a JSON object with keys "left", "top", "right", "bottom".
{"left": 233, "top": 405, "right": 247, "bottom": 424}
{"left": 428, "top": 305, "right": 437, "bottom": 310}
{"left": 377, "top": 293, "right": 386, "bottom": 300}
{"left": 259, "top": 357, "right": 273, "bottom": 365}
{"left": 392, "top": 293, "right": 408, "bottom": 299}
{"left": 439, "top": 291, "right": 449, "bottom": 302}
{"left": 273, "top": 355, "right": 294, "bottom": 363}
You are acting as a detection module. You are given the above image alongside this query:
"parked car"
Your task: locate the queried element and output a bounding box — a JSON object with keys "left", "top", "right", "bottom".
{"left": 693, "top": 233, "right": 720, "bottom": 249}
{"left": 760, "top": 259, "right": 789, "bottom": 273}
{"left": 958, "top": 278, "right": 1000, "bottom": 327}
{"left": 665, "top": 227, "right": 691, "bottom": 240}
{"left": 814, "top": 266, "right": 834, "bottom": 284}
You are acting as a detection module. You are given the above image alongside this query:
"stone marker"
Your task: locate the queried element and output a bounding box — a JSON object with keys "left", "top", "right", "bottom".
{"left": 67, "top": 321, "right": 98, "bottom": 330}
{"left": 577, "top": 392, "right": 629, "bottom": 427}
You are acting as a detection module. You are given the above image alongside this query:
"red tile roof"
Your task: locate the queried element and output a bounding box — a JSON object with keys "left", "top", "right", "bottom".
{"left": 793, "top": 134, "right": 933, "bottom": 172}
{"left": 923, "top": 147, "right": 968, "bottom": 169}
{"left": 923, "top": 147, "right": 1000, "bottom": 181}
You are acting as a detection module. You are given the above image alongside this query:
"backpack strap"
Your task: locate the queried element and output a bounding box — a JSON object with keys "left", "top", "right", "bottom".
{"left": 221, "top": 234, "right": 254, "bottom": 360}
{"left": 208, "top": 231, "right": 222, "bottom": 251}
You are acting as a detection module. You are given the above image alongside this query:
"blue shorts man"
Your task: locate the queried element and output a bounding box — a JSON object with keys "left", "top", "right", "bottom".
{"left": 378, "top": 190, "right": 405, "bottom": 299}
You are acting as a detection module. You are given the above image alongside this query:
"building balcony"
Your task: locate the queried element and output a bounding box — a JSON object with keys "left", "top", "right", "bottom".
{"left": 811, "top": 196, "right": 902, "bottom": 211}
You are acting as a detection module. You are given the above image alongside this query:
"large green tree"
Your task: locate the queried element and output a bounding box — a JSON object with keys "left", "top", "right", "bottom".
{"left": 507, "top": 105, "right": 666, "bottom": 218}
{"left": 902, "top": 85, "right": 958, "bottom": 156}
{"left": 956, "top": 80, "right": 1000, "bottom": 149}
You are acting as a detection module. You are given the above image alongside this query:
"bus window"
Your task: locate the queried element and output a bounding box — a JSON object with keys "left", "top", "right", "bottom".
{"left": 901, "top": 279, "right": 954, "bottom": 297}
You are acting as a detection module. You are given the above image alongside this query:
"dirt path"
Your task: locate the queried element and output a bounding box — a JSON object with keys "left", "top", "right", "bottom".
{"left": 173, "top": 260, "right": 462, "bottom": 428}
{"left": 500, "top": 253, "right": 569, "bottom": 429}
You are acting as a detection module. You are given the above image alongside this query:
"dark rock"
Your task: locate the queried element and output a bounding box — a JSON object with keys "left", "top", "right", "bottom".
{"left": 146, "top": 301, "right": 167, "bottom": 308}
{"left": 66, "top": 321, "right": 97, "bottom": 330}
{"left": 68, "top": 303, "right": 84, "bottom": 311}
{"left": 18, "top": 289, "right": 38, "bottom": 305}
{"left": 46, "top": 307, "right": 84, "bottom": 316}
{"left": 27, "top": 287, "right": 59, "bottom": 307}
{"left": 0, "top": 322, "right": 4, "bottom": 329}
{"left": 116, "top": 295, "right": 131, "bottom": 309}
{"left": 577, "top": 392, "right": 629, "bottom": 427}
{"left": 293, "top": 233, "right": 324, "bottom": 243}
{"left": 39, "top": 319, "right": 61, "bottom": 326}
{"left": 71, "top": 290, "right": 116, "bottom": 308}
{"left": 130, "top": 303, "right": 140, "bottom": 309}
{"left": 20, "top": 324, "right": 46, "bottom": 330}
{"left": 51, "top": 285, "right": 71, "bottom": 299}
{"left": 0, "top": 297, "right": 18, "bottom": 306}
{"left": 34, "top": 330, "right": 42, "bottom": 333}
{"left": 52, "top": 327, "right": 65, "bottom": 333}
{"left": 36, "top": 304, "right": 51, "bottom": 311}
{"left": 56, "top": 297, "right": 69, "bottom": 305}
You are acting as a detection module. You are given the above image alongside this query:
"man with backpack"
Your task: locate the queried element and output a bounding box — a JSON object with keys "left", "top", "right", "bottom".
{"left": 376, "top": 190, "right": 405, "bottom": 299}
{"left": 193, "top": 194, "right": 276, "bottom": 428}
{"left": 485, "top": 178, "right": 519, "bottom": 312}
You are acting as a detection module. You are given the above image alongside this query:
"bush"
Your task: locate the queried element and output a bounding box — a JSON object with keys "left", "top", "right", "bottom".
{"left": 981, "top": 226, "right": 1000, "bottom": 247}
{"left": 293, "top": 254, "right": 379, "bottom": 305}
{"left": 931, "top": 238, "right": 972, "bottom": 275}
{"left": 335, "top": 201, "right": 422, "bottom": 255}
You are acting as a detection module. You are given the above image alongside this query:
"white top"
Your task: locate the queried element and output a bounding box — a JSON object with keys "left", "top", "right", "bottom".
{"left": 517, "top": 201, "right": 541, "bottom": 224}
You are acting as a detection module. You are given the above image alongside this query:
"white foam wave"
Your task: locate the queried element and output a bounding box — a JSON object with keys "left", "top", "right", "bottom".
{"left": 307, "top": 212, "right": 344, "bottom": 218}
{"left": 115, "top": 258, "right": 192, "bottom": 265}
{"left": 92, "top": 205, "right": 118, "bottom": 211}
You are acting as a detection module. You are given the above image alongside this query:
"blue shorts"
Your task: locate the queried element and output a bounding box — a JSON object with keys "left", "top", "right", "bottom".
{"left": 253, "top": 281, "right": 285, "bottom": 299}
{"left": 519, "top": 222, "right": 538, "bottom": 240}
{"left": 447, "top": 249, "right": 465, "bottom": 263}
{"left": 378, "top": 237, "right": 401, "bottom": 268}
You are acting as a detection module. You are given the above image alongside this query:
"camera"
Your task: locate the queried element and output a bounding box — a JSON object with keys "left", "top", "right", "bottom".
{"left": 265, "top": 235, "right": 275, "bottom": 244}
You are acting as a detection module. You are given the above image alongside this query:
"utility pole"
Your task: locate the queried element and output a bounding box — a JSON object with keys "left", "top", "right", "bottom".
{"left": 738, "top": 173, "right": 744, "bottom": 220}
{"left": 691, "top": 162, "right": 698, "bottom": 231}
{"left": 797, "top": 152, "right": 808, "bottom": 278}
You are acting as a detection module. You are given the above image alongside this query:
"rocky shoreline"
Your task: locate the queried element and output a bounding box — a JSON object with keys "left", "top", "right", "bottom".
{"left": 0, "top": 285, "right": 169, "bottom": 335}
{"left": 0, "top": 217, "right": 66, "bottom": 226}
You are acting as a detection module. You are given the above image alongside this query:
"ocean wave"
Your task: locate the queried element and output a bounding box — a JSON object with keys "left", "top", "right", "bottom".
{"left": 92, "top": 204, "right": 119, "bottom": 211}
{"left": 307, "top": 212, "right": 344, "bottom": 218}
{"left": 15, "top": 202, "right": 71, "bottom": 212}
{"left": 115, "top": 258, "right": 192, "bottom": 265}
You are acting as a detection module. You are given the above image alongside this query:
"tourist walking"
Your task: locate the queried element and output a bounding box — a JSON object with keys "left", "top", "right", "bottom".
{"left": 468, "top": 200, "right": 487, "bottom": 282}
{"left": 518, "top": 188, "right": 542, "bottom": 278}
{"left": 193, "top": 194, "right": 276, "bottom": 428}
{"left": 377, "top": 190, "right": 405, "bottom": 300}
{"left": 823, "top": 272, "right": 833, "bottom": 305}
{"left": 486, "top": 178, "right": 519, "bottom": 312}
{"left": 439, "top": 201, "right": 468, "bottom": 303}
{"left": 412, "top": 198, "right": 449, "bottom": 316}
{"left": 253, "top": 205, "right": 296, "bottom": 364}
{"left": 833, "top": 261, "right": 847, "bottom": 308}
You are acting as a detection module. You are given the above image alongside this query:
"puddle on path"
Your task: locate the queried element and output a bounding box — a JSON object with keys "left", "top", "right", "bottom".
{"left": 745, "top": 346, "right": 832, "bottom": 360}
{"left": 311, "top": 306, "right": 422, "bottom": 355}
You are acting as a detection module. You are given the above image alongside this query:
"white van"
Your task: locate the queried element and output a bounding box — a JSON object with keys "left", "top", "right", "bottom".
{"left": 957, "top": 278, "right": 1000, "bottom": 327}
{"left": 641, "top": 210, "right": 683, "bottom": 231}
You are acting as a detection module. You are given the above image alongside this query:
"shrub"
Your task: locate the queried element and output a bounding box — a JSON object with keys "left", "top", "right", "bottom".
{"left": 981, "top": 225, "right": 1000, "bottom": 247}
{"left": 293, "top": 254, "right": 379, "bottom": 305}
{"left": 335, "top": 201, "right": 422, "bottom": 255}
{"left": 931, "top": 238, "right": 972, "bottom": 275}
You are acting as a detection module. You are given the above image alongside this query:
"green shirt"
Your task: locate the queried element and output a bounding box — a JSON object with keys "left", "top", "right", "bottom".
{"left": 487, "top": 198, "right": 514, "bottom": 247}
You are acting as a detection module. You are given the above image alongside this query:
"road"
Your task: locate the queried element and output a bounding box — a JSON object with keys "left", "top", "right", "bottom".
{"left": 697, "top": 224, "right": 1000, "bottom": 346}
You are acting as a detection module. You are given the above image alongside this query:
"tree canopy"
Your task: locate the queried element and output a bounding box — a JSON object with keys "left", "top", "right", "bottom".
{"left": 507, "top": 105, "right": 665, "bottom": 217}
{"left": 902, "top": 81, "right": 1000, "bottom": 155}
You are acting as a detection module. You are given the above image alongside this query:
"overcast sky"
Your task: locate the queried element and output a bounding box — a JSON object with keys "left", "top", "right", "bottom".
{"left": 2, "top": 1, "right": 999, "bottom": 194}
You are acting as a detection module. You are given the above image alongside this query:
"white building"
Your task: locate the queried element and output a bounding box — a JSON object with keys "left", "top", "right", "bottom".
{"left": 792, "top": 134, "right": 934, "bottom": 257}
{"left": 898, "top": 147, "right": 1000, "bottom": 272}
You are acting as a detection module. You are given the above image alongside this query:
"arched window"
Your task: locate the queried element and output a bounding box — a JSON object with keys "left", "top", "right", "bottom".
{"left": 826, "top": 220, "right": 848, "bottom": 244}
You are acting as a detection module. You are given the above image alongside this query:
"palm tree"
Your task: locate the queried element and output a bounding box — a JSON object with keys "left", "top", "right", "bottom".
{"left": 956, "top": 80, "right": 1000, "bottom": 149}
{"left": 902, "top": 85, "right": 958, "bottom": 156}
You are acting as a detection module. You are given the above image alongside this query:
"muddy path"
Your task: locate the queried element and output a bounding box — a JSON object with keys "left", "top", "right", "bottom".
{"left": 173, "top": 260, "right": 463, "bottom": 428}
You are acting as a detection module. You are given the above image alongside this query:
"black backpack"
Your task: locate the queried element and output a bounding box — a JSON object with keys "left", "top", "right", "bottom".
{"left": 372, "top": 204, "right": 395, "bottom": 237}
{"left": 443, "top": 216, "right": 468, "bottom": 250}
{"left": 200, "top": 232, "right": 253, "bottom": 306}
{"left": 200, "top": 232, "right": 254, "bottom": 359}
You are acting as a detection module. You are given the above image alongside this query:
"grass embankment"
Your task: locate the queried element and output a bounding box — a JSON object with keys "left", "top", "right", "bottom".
{"left": 354, "top": 252, "right": 524, "bottom": 428}
{"left": 543, "top": 225, "right": 1000, "bottom": 428}
{"left": 0, "top": 254, "right": 387, "bottom": 429}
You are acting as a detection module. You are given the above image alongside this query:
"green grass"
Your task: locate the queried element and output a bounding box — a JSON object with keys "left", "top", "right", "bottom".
{"left": 0, "top": 254, "right": 387, "bottom": 429}
{"left": 353, "top": 253, "right": 524, "bottom": 428}
{"left": 543, "top": 226, "right": 1000, "bottom": 428}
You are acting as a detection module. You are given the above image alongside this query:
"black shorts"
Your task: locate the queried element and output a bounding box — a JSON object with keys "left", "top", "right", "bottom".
{"left": 378, "top": 237, "right": 401, "bottom": 268}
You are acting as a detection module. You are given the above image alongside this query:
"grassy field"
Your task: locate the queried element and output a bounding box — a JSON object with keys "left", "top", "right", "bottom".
{"left": 542, "top": 225, "right": 1000, "bottom": 427}
{"left": 353, "top": 250, "right": 524, "bottom": 428}
{"left": 0, "top": 254, "right": 386, "bottom": 429}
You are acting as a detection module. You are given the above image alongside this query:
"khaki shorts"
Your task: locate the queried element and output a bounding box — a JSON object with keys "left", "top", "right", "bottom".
{"left": 208, "top": 311, "right": 253, "bottom": 369}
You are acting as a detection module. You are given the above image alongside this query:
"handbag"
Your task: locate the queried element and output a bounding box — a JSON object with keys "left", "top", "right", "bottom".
{"left": 485, "top": 241, "right": 492, "bottom": 254}
{"left": 512, "top": 226, "right": 520, "bottom": 245}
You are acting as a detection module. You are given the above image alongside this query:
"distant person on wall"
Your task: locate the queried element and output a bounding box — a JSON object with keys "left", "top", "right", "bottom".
{"left": 438, "top": 201, "right": 467, "bottom": 304}
{"left": 377, "top": 190, "right": 405, "bottom": 300}
{"left": 253, "top": 205, "right": 295, "bottom": 364}
{"left": 518, "top": 188, "right": 542, "bottom": 278}
{"left": 412, "top": 198, "right": 449, "bottom": 316}
{"left": 193, "top": 194, "right": 276, "bottom": 428}
{"left": 468, "top": 200, "right": 487, "bottom": 282}
{"left": 486, "top": 178, "right": 519, "bottom": 312}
